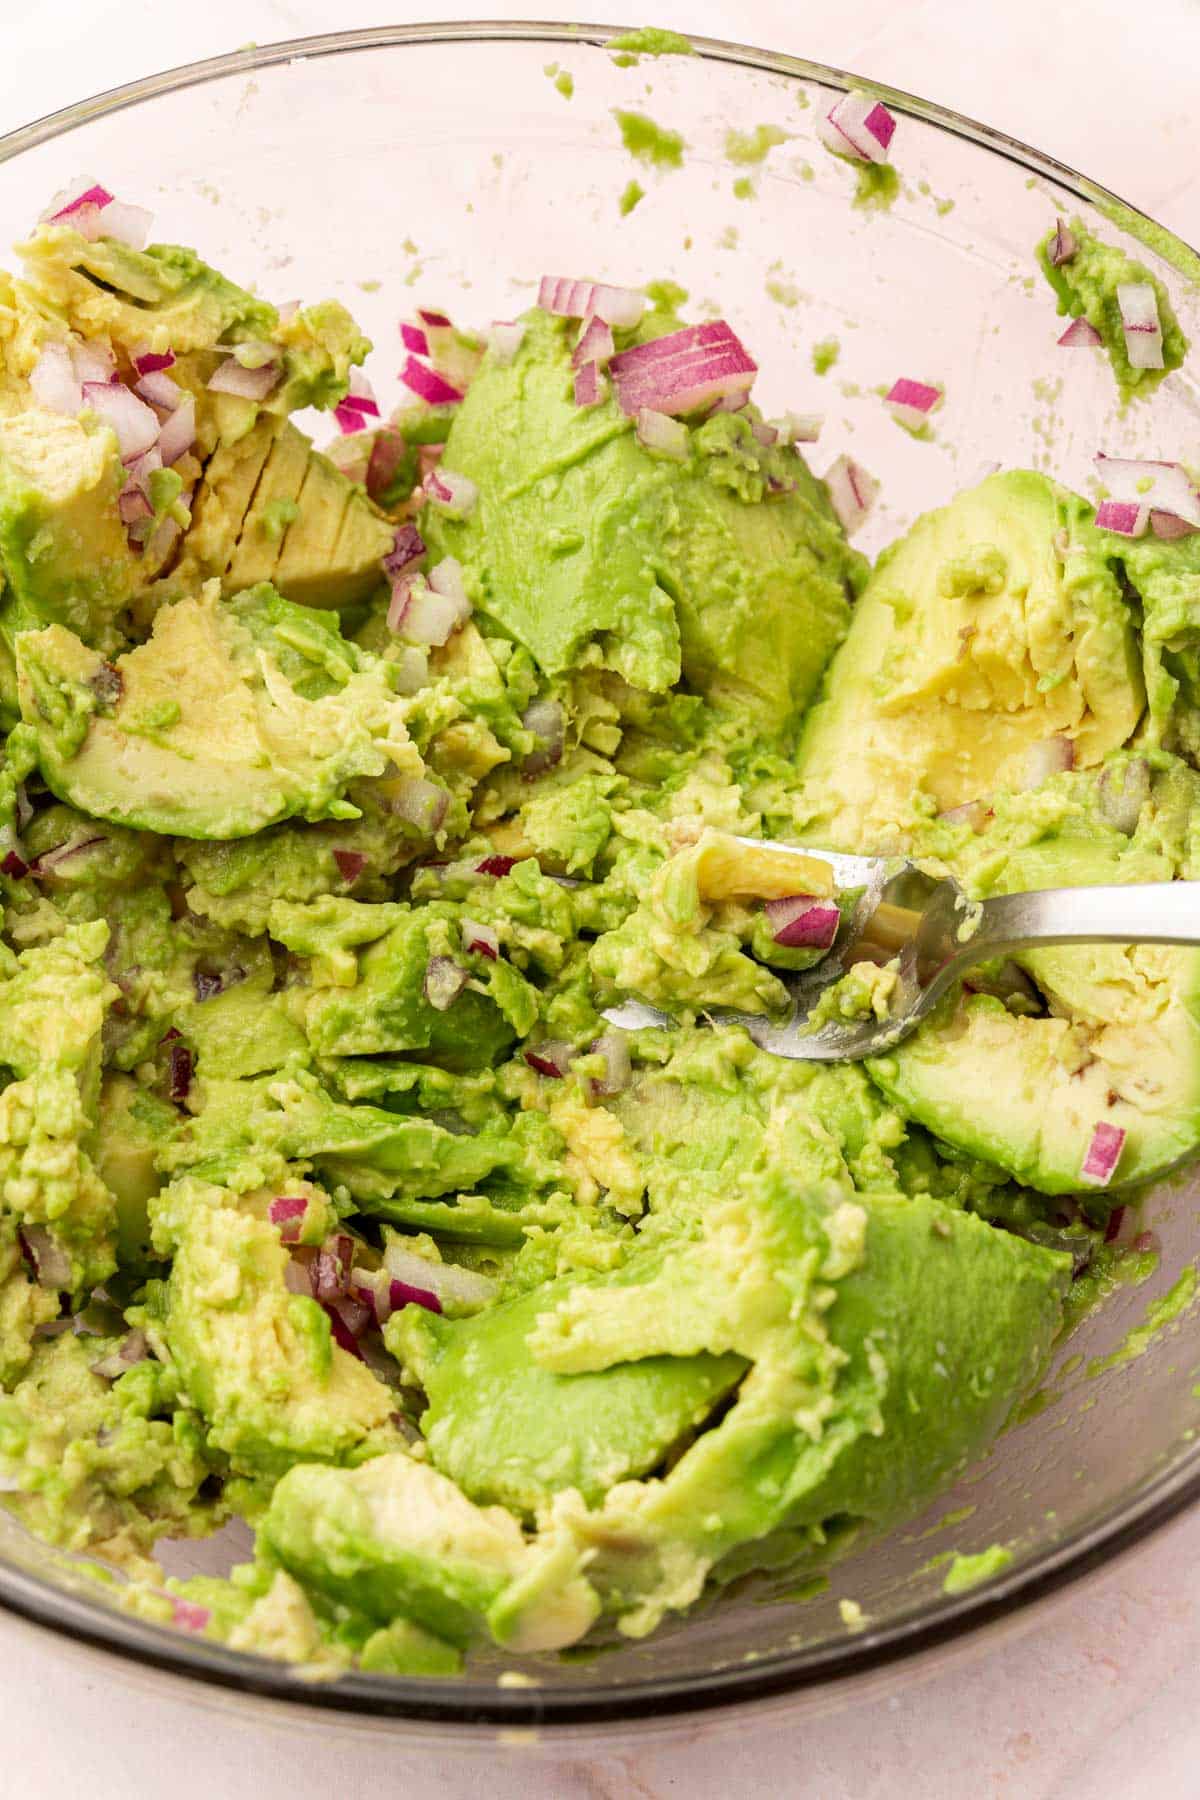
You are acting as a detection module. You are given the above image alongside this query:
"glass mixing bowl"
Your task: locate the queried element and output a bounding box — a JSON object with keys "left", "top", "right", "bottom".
{"left": 1, "top": 21, "right": 1199, "bottom": 1734}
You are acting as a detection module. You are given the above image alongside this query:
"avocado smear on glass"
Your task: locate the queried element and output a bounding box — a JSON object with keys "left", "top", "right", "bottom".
{"left": 0, "top": 187, "right": 1193, "bottom": 1677}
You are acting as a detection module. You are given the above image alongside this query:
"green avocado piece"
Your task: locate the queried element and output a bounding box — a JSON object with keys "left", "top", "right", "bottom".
{"left": 15, "top": 581, "right": 421, "bottom": 838}
{"left": 423, "top": 308, "right": 862, "bottom": 736}
{"left": 94, "top": 1073, "right": 174, "bottom": 1267}
{"left": 395, "top": 1276, "right": 746, "bottom": 1513}
{"left": 0, "top": 407, "right": 138, "bottom": 646}
{"left": 793, "top": 471, "right": 1144, "bottom": 849}
{"left": 1121, "top": 526, "right": 1200, "bottom": 756}
{"left": 1037, "top": 217, "right": 1188, "bottom": 402}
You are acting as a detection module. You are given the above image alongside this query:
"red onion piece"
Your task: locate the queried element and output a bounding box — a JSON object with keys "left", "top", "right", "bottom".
{"left": 100, "top": 202, "right": 152, "bottom": 250}
{"left": 1, "top": 850, "right": 28, "bottom": 878}
{"left": 522, "top": 699, "right": 565, "bottom": 776}
{"left": 589, "top": 1029, "right": 631, "bottom": 1098}
{"left": 1116, "top": 283, "right": 1164, "bottom": 371}
{"left": 1103, "top": 1203, "right": 1127, "bottom": 1244}
{"left": 171, "top": 1600, "right": 211, "bottom": 1634}
{"left": 1057, "top": 317, "right": 1102, "bottom": 348}
{"left": 1049, "top": 218, "right": 1077, "bottom": 267}
{"left": 366, "top": 429, "right": 408, "bottom": 503}
{"left": 823, "top": 454, "right": 878, "bottom": 534}
{"left": 1094, "top": 499, "right": 1150, "bottom": 539}
{"left": 81, "top": 380, "right": 160, "bottom": 462}
{"left": 752, "top": 420, "right": 779, "bottom": 447}
{"left": 763, "top": 895, "right": 841, "bottom": 949}
{"left": 118, "top": 486, "right": 153, "bottom": 527}
{"left": 816, "top": 92, "right": 896, "bottom": 165}
{"left": 537, "top": 277, "right": 646, "bottom": 329}
{"left": 937, "top": 799, "right": 989, "bottom": 833}
{"left": 418, "top": 308, "right": 453, "bottom": 330}
{"left": 773, "top": 411, "right": 823, "bottom": 445}
{"left": 268, "top": 1196, "right": 308, "bottom": 1243}
{"left": 27, "top": 834, "right": 106, "bottom": 878}
{"left": 19, "top": 1224, "right": 71, "bottom": 1290}
{"left": 42, "top": 179, "right": 114, "bottom": 224}
{"left": 461, "top": 917, "right": 499, "bottom": 960}
{"left": 156, "top": 392, "right": 196, "bottom": 466}
{"left": 333, "top": 849, "right": 367, "bottom": 885}
{"left": 525, "top": 1041, "right": 572, "bottom": 1078}
{"left": 310, "top": 1234, "right": 354, "bottom": 1303}
{"left": 389, "top": 573, "right": 468, "bottom": 645}
{"left": 387, "top": 1277, "right": 443, "bottom": 1317}
{"left": 636, "top": 406, "right": 689, "bottom": 460}
{"left": 885, "top": 377, "right": 941, "bottom": 431}
{"left": 334, "top": 403, "right": 366, "bottom": 435}
{"left": 135, "top": 369, "right": 183, "bottom": 411}
{"left": 428, "top": 555, "right": 470, "bottom": 607}
{"left": 383, "top": 1241, "right": 496, "bottom": 1311}
{"left": 334, "top": 369, "right": 380, "bottom": 432}
{"left": 1081, "top": 1121, "right": 1126, "bottom": 1187}
{"left": 573, "top": 315, "right": 615, "bottom": 370}
{"left": 1022, "top": 736, "right": 1075, "bottom": 789}
{"left": 476, "top": 855, "right": 517, "bottom": 877}
{"left": 168, "top": 1042, "right": 193, "bottom": 1103}
{"left": 90, "top": 1330, "right": 150, "bottom": 1381}
{"left": 400, "top": 321, "right": 430, "bottom": 356}
{"left": 1094, "top": 454, "right": 1200, "bottom": 528}
{"left": 423, "top": 956, "right": 468, "bottom": 1011}
{"left": 487, "top": 320, "right": 526, "bottom": 365}
{"left": 322, "top": 1299, "right": 367, "bottom": 1359}
{"left": 29, "top": 344, "right": 82, "bottom": 416}
{"left": 1151, "top": 510, "right": 1197, "bottom": 541}
{"left": 383, "top": 523, "right": 425, "bottom": 580}
{"left": 610, "top": 320, "right": 757, "bottom": 417}
{"left": 387, "top": 776, "right": 448, "bottom": 835}
{"left": 424, "top": 467, "right": 478, "bottom": 519}
{"left": 399, "top": 356, "right": 463, "bottom": 406}
{"left": 574, "top": 362, "right": 606, "bottom": 409}
{"left": 207, "top": 356, "right": 280, "bottom": 401}
{"left": 132, "top": 346, "right": 175, "bottom": 376}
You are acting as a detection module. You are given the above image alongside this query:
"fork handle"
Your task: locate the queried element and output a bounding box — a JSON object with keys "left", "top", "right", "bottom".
{"left": 962, "top": 882, "right": 1200, "bottom": 965}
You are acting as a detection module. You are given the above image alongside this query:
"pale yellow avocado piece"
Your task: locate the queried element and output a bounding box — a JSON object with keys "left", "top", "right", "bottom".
{"left": 225, "top": 424, "right": 311, "bottom": 590}
{"left": 273, "top": 451, "right": 392, "bottom": 608}
{"left": 15, "top": 582, "right": 421, "bottom": 838}
{"left": 793, "top": 472, "right": 1144, "bottom": 850}
{"left": 177, "top": 414, "right": 280, "bottom": 586}
{"left": 0, "top": 407, "right": 138, "bottom": 642}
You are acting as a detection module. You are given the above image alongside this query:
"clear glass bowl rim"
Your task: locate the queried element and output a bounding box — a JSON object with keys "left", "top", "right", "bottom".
{"left": 1, "top": 18, "right": 1198, "bottom": 1730}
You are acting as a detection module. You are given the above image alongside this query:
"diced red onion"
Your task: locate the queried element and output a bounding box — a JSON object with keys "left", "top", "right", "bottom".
{"left": 1151, "top": 510, "right": 1197, "bottom": 541}
{"left": 1049, "top": 218, "right": 1077, "bottom": 267}
{"left": 207, "top": 356, "right": 280, "bottom": 401}
{"left": 171, "top": 1600, "right": 211, "bottom": 1634}
{"left": 885, "top": 377, "right": 941, "bottom": 431}
{"left": 383, "top": 523, "right": 426, "bottom": 579}
{"left": 588, "top": 1029, "right": 631, "bottom": 1098}
{"left": 1097, "top": 758, "right": 1150, "bottom": 836}
{"left": 322, "top": 1299, "right": 368, "bottom": 1359}
{"left": 424, "top": 467, "right": 478, "bottom": 519}
{"left": 71, "top": 341, "right": 117, "bottom": 387}
{"left": 132, "top": 345, "right": 175, "bottom": 376}
{"left": 487, "top": 320, "right": 526, "bottom": 365}
{"left": 636, "top": 407, "right": 689, "bottom": 460}
{"left": 399, "top": 356, "right": 463, "bottom": 406}
{"left": 423, "top": 956, "right": 468, "bottom": 1011}
{"left": 751, "top": 420, "right": 778, "bottom": 447}
{"left": 90, "top": 1329, "right": 150, "bottom": 1381}
{"left": 388, "top": 775, "right": 449, "bottom": 835}
{"left": 42, "top": 179, "right": 114, "bottom": 225}
{"left": 389, "top": 573, "right": 468, "bottom": 646}
{"left": 1094, "top": 454, "right": 1200, "bottom": 529}
{"left": 334, "top": 369, "right": 380, "bottom": 433}
{"left": 522, "top": 699, "right": 565, "bottom": 776}
{"left": 400, "top": 321, "right": 430, "bottom": 356}
{"left": 268, "top": 1196, "right": 308, "bottom": 1243}
{"left": 610, "top": 320, "right": 757, "bottom": 417}
{"left": 1094, "top": 499, "right": 1150, "bottom": 538}
{"left": 19, "top": 1224, "right": 71, "bottom": 1290}
{"left": 80, "top": 380, "right": 160, "bottom": 462}
{"left": 476, "top": 855, "right": 517, "bottom": 877}
{"left": 135, "top": 369, "right": 183, "bottom": 411}
{"left": 99, "top": 201, "right": 152, "bottom": 250}
{"left": 27, "top": 834, "right": 106, "bottom": 878}
{"left": 366, "top": 429, "right": 408, "bottom": 503}
{"left": 310, "top": 1234, "right": 354, "bottom": 1303}
{"left": 167, "top": 1041, "right": 193, "bottom": 1102}
{"left": 1057, "top": 317, "right": 1102, "bottom": 348}
{"left": 574, "top": 362, "right": 606, "bottom": 408}
{"left": 156, "top": 392, "right": 195, "bottom": 466}
{"left": 1081, "top": 1120, "right": 1126, "bottom": 1187}
{"left": 350, "top": 1269, "right": 442, "bottom": 1325}
{"left": 418, "top": 308, "right": 453, "bottom": 330}
{"left": 937, "top": 799, "right": 989, "bottom": 833}
{"left": 118, "top": 486, "right": 153, "bottom": 527}
{"left": 1, "top": 850, "right": 28, "bottom": 879}
{"left": 29, "top": 344, "right": 82, "bottom": 416}
{"left": 386, "top": 1277, "right": 443, "bottom": 1317}
{"left": 763, "top": 895, "right": 841, "bottom": 950}
{"left": 773, "top": 411, "right": 823, "bottom": 445}
{"left": 1116, "top": 283, "right": 1164, "bottom": 371}
{"left": 123, "top": 445, "right": 162, "bottom": 497}
{"left": 823, "top": 454, "right": 878, "bottom": 534}
{"left": 333, "top": 848, "right": 367, "bottom": 885}
{"left": 573, "top": 315, "right": 615, "bottom": 370}
{"left": 1103, "top": 1203, "right": 1127, "bottom": 1244}
{"left": 1022, "top": 736, "right": 1075, "bottom": 789}
{"left": 525, "top": 1041, "right": 572, "bottom": 1078}
{"left": 383, "top": 1240, "right": 496, "bottom": 1311}
{"left": 537, "top": 277, "right": 646, "bottom": 329}
{"left": 334, "top": 403, "right": 366, "bottom": 435}
{"left": 816, "top": 92, "right": 896, "bottom": 165}
{"left": 428, "top": 554, "right": 470, "bottom": 608}
{"left": 461, "top": 917, "right": 499, "bottom": 960}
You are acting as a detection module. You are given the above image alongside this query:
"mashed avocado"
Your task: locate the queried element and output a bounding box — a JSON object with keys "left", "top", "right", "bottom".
{"left": 0, "top": 186, "right": 1190, "bottom": 1677}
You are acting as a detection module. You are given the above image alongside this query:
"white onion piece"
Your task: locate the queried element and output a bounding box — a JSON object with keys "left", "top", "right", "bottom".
{"left": 522, "top": 699, "right": 565, "bottom": 775}
{"left": 100, "top": 201, "right": 153, "bottom": 249}
{"left": 487, "top": 320, "right": 526, "bottom": 365}
{"left": 29, "top": 344, "right": 82, "bottom": 415}
{"left": 428, "top": 555, "right": 470, "bottom": 607}
{"left": 156, "top": 392, "right": 196, "bottom": 466}
{"left": 1022, "top": 736, "right": 1074, "bottom": 789}
{"left": 573, "top": 315, "right": 615, "bottom": 370}
{"left": 816, "top": 91, "right": 896, "bottom": 165}
{"left": 1081, "top": 1121, "right": 1126, "bottom": 1186}
{"left": 207, "top": 356, "right": 280, "bottom": 400}
{"left": 423, "top": 956, "right": 468, "bottom": 1011}
{"left": 1116, "top": 283, "right": 1164, "bottom": 371}
{"left": 636, "top": 407, "right": 689, "bottom": 460}
{"left": 524, "top": 1040, "right": 572, "bottom": 1078}
{"left": 387, "top": 776, "right": 448, "bottom": 834}
{"left": 751, "top": 420, "right": 778, "bottom": 447}
{"left": 461, "top": 917, "right": 499, "bottom": 960}
{"left": 383, "top": 1241, "right": 498, "bottom": 1311}
{"left": 424, "top": 467, "right": 478, "bottom": 518}
{"left": 1098, "top": 759, "right": 1151, "bottom": 835}
{"left": 21, "top": 1224, "right": 71, "bottom": 1289}
{"left": 71, "top": 340, "right": 117, "bottom": 385}
{"left": 1094, "top": 499, "right": 1150, "bottom": 539}
{"left": 589, "top": 1029, "right": 632, "bottom": 1099}
{"left": 89, "top": 1329, "right": 149, "bottom": 1382}
{"left": 80, "top": 380, "right": 160, "bottom": 461}
{"left": 823, "top": 454, "right": 878, "bottom": 534}
{"left": 390, "top": 573, "right": 469, "bottom": 646}
{"left": 1048, "top": 218, "right": 1077, "bottom": 267}
{"left": 1094, "top": 454, "right": 1200, "bottom": 528}
{"left": 1057, "top": 318, "right": 1102, "bottom": 348}
{"left": 537, "top": 276, "right": 646, "bottom": 329}
{"left": 135, "top": 370, "right": 183, "bottom": 411}
{"left": 773, "top": 411, "right": 823, "bottom": 444}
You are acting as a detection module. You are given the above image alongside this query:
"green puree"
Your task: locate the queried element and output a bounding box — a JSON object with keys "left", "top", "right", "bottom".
{"left": 613, "top": 109, "right": 686, "bottom": 169}
{"left": 0, "top": 190, "right": 1197, "bottom": 1680}
{"left": 1037, "top": 217, "right": 1188, "bottom": 401}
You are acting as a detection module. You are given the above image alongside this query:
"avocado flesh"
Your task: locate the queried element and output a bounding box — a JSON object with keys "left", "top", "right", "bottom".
{"left": 793, "top": 471, "right": 1144, "bottom": 850}
{"left": 15, "top": 581, "right": 421, "bottom": 838}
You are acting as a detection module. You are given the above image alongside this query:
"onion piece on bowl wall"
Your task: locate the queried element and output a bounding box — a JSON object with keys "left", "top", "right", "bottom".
{"left": 773, "top": 411, "right": 823, "bottom": 445}
{"left": 1057, "top": 317, "right": 1102, "bottom": 348}
{"left": 885, "top": 378, "right": 941, "bottom": 431}
{"left": 816, "top": 91, "right": 896, "bottom": 165}
{"left": 823, "top": 454, "right": 878, "bottom": 534}
{"left": 1094, "top": 454, "right": 1200, "bottom": 529}
{"left": 537, "top": 276, "right": 646, "bottom": 329}
{"left": 1048, "top": 217, "right": 1077, "bottom": 267}
{"left": 609, "top": 320, "right": 757, "bottom": 418}
{"left": 1116, "top": 283, "right": 1164, "bottom": 371}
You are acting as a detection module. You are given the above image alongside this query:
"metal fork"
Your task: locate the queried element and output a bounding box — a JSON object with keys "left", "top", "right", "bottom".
{"left": 601, "top": 838, "right": 1200, "bottom": 1062}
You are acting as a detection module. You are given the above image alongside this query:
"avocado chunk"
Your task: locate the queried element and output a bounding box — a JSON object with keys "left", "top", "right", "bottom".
{"left": 15, "top": 581, "right": 422, "bottom": 838}
{"left": 0, "top": 407, "right": 138, "bottom": 646}
{"left": 395, "top": 1276, "right": 746, "bottom": 1513}
{"left": 423, "top": 308, "right": 863, "bottom": 734}
{"left": 793, "top": 471, "right": 1144, "bottom": 849}
{"left": 94, "top": 1073, "right": 174, "bottom": 1267}
{"left": 1036, "top": 218, "right": 1188, "bottom": 402}
{"left": 260, "top": 1451, "right": 599, "bottom": 1651}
